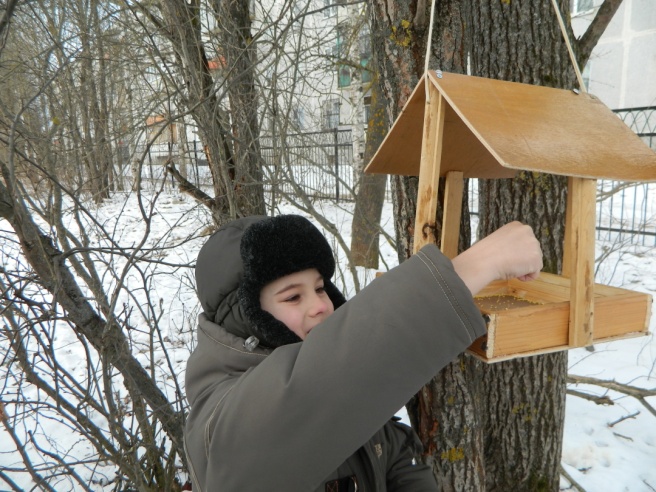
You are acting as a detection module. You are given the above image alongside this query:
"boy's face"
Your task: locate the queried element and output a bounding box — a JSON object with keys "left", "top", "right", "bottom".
{"left": 259, "top": 268, "right": 334, "bottom": 340}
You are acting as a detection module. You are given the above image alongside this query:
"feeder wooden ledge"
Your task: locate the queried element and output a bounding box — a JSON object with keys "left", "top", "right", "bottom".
{"left": 365, "top": 71, "right": 656, "bottom": 363}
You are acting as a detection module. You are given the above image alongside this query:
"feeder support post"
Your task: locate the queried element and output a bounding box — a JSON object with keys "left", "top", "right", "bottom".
{"left": 441, "top": 171, "right": 464, "bottom": 259}
{"left": 413, "top": 81, "right": 446, "bottom": 253}
{"left": 564, "top": 176, "right": 597, "bottom": 347}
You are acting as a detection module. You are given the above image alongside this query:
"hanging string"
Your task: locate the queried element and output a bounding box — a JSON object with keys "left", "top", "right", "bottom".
{"left": 424, "top": 0, "right": 438, "bottom": 103}
{"left": 550, "top": 0, "right": 587, "bottom": 93}
{"left": 423, "top": 0, "right": 583, "bottom": 97}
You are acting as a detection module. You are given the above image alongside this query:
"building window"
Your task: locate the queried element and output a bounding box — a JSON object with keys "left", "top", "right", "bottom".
{"left": 323, "top": 0, "right": 335, "bottom": 18}
{"left": 359, "top": 28, "right": 371, "bottom": 60}
{"left": 336, "top": 24, "right": 348, "bottom": 58}
{"left": 322, "top": 98, "right": 340, "bottom": 129}
{"left": 338, "top": 65, "right": 351, "bottom": 88}
{"left": 571, "top": 0, "right": 595, "bottom": 14}
{"left": 363, "top": 95, "right": 371, "bottom": 124}
{"left": 359, "top": 25, "right": 372, "bottom": 84}
{"left": 361, "top": 59, "right": 372, "bottom": 84}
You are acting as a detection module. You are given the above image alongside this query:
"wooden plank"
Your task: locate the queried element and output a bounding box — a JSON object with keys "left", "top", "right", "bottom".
{"left": 469, "top": 278, "right": 651, "bottom": 362}
{"left": 468, "top": 343, "right": 572, "bottom": 363}
{"left": 364, "top": 75, "right": 516, "bottom": 179}
{"left": 477, "top": 274, "right": 653, "bottom": 304}
{"left": 469, "top": 288, "right": 651, "bottom": 362}
{"left": 467, "top": 335, "right": 490, "bottom": 359}
{"left": 592, "top": 331, "right": 649, "bottom": 345}
{"left": 567, "top": 177, "right": 597, "bottom": 347}
{"left": 365, "top": 76, "right": 427, "bottom": 177}
{"left": 506, "top": 281, "right": 566, "bottom": 304}
{"left": 429, "top": 72, "right": 656, "bottom": 181}
{"left": 562, "top": 181, "right": 573, "bottom": 277}
{"left": 490, "top": 303, "right": 570, "bottom": 357}
{"left": 476, "top": 274, "right": 571, "bottom": 303}
{"left": 594, "top": 291, "right": 652, "bottom": 338}
{"left": 440, "top": 171, "right": 464, "bottom": 258}
{"left": 594, "top": 281, "right": 651, "bottom": 296}
{"left": 478, "top": 328, "right": 650, "bottom": 363}
{"left": 413, "top": 84, "right": 446, "bottom": 253}
{"left": 366, "top": 71, "right": 656, "bottom": 182}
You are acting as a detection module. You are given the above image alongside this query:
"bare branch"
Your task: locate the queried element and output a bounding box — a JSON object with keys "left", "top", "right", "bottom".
{"left": 166, "top": 160, "right": 216, "bottom": 210}
{"left": 568, "top": 374, "right": 656, "bottom": 417}
{"left": 576, "top": 0, "right": 624, "bottom": 67}
{"left": 0, "top": 0, "right": 19, "bottom": 47}
{"left": 566, "top": 388, "right": 614, "bottom": 406}
{"left": 560, "top": 464, "right": 588, "bottom": 492}
{"left": 608, "top": 411, "right": 640, "bottom": 427}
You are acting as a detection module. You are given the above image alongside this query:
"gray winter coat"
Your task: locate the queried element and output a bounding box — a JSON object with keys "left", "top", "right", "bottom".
{"left": 184, "top": 218, "right": 487, "bottom": 491}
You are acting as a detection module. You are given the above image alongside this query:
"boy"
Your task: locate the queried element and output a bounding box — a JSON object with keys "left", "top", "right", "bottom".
{"left": 185, "top": 214, "right": 542, "bottom": 491}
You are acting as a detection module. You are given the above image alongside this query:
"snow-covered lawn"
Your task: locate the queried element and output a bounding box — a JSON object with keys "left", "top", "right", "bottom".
{"left": 0, "top": 190, "right": 654, "bottom": 490}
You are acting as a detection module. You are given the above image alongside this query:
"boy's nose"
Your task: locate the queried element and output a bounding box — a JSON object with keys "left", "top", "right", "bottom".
{"left": 309, "top": 294, "right": 330, "bottom": 316}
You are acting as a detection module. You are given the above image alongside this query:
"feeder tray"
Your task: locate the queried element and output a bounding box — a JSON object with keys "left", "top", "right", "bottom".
{"left": 365, "top": 71, "right": 656, "bottom": 362}
{"left": 470, "top": 273, "right": 651, "bottom": 361}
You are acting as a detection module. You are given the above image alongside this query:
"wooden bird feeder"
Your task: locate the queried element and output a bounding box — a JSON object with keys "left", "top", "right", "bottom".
{"left": 365, "top": 71, "right": 656, "bottom": 362}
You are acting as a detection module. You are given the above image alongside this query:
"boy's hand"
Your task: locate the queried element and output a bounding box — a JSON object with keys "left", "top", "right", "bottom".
{"left": 451, "top": 222, "right": 543, "bottom": 296}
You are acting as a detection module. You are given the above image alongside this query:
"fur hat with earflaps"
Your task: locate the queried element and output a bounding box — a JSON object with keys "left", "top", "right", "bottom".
{"left": 238, "top": 215, "right": 346, "bottom": 349}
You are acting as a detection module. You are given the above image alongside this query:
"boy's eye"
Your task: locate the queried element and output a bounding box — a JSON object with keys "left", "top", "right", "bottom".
{"left": 284, "top": 294, "right": 300, "bottom": 303}
{"left": 316, "top": 286, "right": 326, "bottom": 294}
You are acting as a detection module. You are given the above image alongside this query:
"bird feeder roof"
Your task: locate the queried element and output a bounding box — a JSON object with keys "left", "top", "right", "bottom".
{"left": 365, "top": 71, "right": 656, "bottom": 181}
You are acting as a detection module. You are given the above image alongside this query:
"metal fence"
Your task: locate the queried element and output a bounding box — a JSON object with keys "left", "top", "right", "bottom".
{"left": 133, "top": 140, "right": 210, "bottom": 187}
{"left": 260, "top": 129, "right": 355, "bottom": 202}
{"left": 137, "top": 130, "right": 356, "bottom": 201}
{"left": 137, "top": 106, "right": 655, "bottom": 245}
{"left": 614, "top": 106, "right": 656, "bottom": 150}
{"left": 596, "top": 107, "right": 656, "bottom": 245}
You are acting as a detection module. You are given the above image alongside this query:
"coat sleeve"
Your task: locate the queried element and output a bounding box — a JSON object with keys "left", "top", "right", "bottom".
{"left": 205, "top": 244, "right": 487, "bottom": 491}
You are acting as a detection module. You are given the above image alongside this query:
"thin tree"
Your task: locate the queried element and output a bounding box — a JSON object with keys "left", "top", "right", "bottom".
{"left": 0, "top": 0, "right": 368, "bottom": 488}
{"left": 129, "top": 0, "right": 266, "bottom": 222}
{"left": 350, "top": 66, "right": 388, "bottom": 269}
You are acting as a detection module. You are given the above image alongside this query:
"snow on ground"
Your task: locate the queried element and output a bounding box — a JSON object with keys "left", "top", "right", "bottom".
{"left": 561, "top": 244, "right": 656, "bottom": 492}
{"left": 1, "top": 190, "right": 655, "bottom": 490}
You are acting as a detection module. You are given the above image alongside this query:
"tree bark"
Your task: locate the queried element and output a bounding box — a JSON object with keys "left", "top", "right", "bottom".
{"left": 577, "top": 0, "right": 624, "bottom": 67}
{"left": 0, "top": 0, "right": 19, "bottom": 42}
{"left": 467, "top": 2, "right": 576, "bottom": 489}
{"left": 371, "top": 2, "right": 484, "bottom": 489}
{"left": 210, "top": 0, "right": 266, "bottom": 218}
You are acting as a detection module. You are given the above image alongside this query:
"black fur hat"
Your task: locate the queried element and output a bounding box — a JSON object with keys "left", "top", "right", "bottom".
{"left": 238, "top": 215, "right": 346, "bottom": 348}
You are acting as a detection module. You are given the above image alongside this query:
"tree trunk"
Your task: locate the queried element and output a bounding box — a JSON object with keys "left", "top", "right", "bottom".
{"left": 466, "top": 1, "right": 576, "bottom": 488}
{"left": 212, "top": 0, "right": 266, "bottom": 219}
{"left": 350, "top": 68, "right": 387, "bottom": 269}
{"left": 369, "top": 0, "right": 420, "bottom": 265}
{"left": 152, "top": 0, "right": 266, "bottom": 222}
{"left": 371, "top": 2, "right": 484, "bottom": 488}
